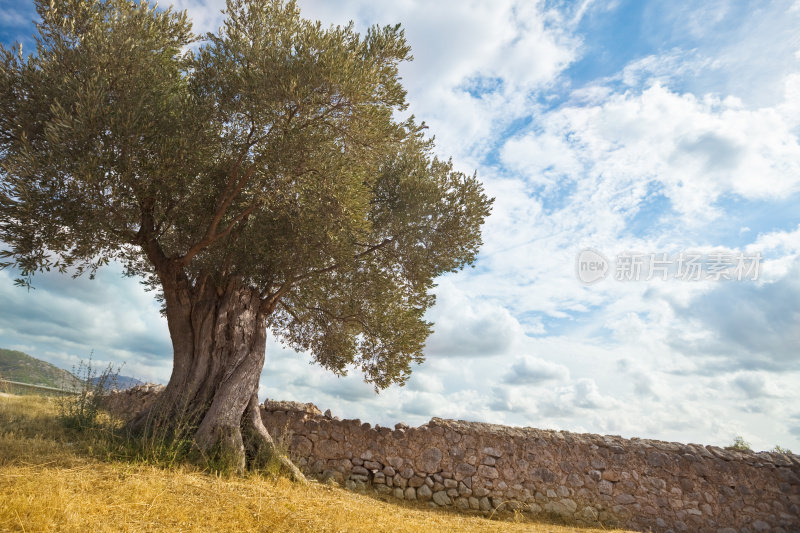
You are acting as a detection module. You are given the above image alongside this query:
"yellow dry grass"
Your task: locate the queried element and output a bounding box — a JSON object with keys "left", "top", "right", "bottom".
{"left": 0, "top": 394, "right": 635, "bottom": 533}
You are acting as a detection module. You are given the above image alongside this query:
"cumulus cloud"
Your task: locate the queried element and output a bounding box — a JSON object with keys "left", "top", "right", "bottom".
{"left": 406, "top": 372, "right": 445, "bottom": 394}
{"left": 491, "top": 376, "right": 621, "bottom": 424}
{"left": 571, "top": 378, "right": 606, "bottom": 409}
{"left": 423, "top": 279, "right": 525, "bottom": 358}
{"left": 503, "top": 355, "right": 570, "bottom": 385}
{"left": 502, "top": 83, "right": 800, "bottom": 222}
{"left": 665, "top": 257, "right": 800, "bottom": 372}
{"left": 298, "top": 0, "right": 581, "bottom": 166}
{"left": 0, "top": 266, "right": 172, "bottom": 382}
{"left": 616, "top": 358, "right": 661, "bottom": 400}
{"left": 732, "top": 373, "right": 770, "bottom": 399}
{"left": 489, "top": 385, "right": 535, "bottom": 415}
{"left": 400, "top": 392, "right": 444, "bottom": 417}
{"left": 790, "top": 414, "right": 800, "bottom": 438}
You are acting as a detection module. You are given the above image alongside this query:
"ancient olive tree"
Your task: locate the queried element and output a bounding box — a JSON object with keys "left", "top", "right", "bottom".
{"left": 0, "top": 0, "right": 492, "bottom": 472}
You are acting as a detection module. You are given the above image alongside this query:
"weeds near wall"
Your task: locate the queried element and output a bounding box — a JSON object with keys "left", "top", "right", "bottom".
{"left": 245, "top": 421, "right": 294, "bottom": 478}
{"left": 58, "top": 354, "right": 121, "bottom": 430}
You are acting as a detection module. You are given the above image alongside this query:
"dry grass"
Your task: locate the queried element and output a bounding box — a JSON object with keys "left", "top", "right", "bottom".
{"left": 0, "top": 394, "right": 635, "bottom": 533}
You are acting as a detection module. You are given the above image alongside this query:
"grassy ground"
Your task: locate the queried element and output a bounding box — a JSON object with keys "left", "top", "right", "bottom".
{"left": 0, "top": 393, "right": 635, "bottom": 533}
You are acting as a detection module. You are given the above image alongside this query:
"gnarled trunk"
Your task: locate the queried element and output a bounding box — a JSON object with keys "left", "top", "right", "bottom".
{"left": 128, "top": 276, "right": 303, "bottom": 480}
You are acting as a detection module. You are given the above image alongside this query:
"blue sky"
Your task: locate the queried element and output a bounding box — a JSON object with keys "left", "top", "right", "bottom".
{"left": 2, "top": 0, "right": 800, "bottom": 452}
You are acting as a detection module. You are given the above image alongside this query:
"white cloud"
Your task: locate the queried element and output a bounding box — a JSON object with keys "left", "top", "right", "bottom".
{"left": 299, "top": 0, "right": 580, "bottom": 163}
{"left": 616, "top": 358, "right": 661, "bottom": 400}
{"left": 0, "top": 8, "right": 27, "bottom": 27}
{"left": 423, "top": 279, "right": 526, "bottom": 357}
{"left": 732, "top": 373, "right": 771, "bottom": 399}
{"left": 0, "top": 266, "right": 172, "bottom": 383}
{"left": 750, "top": 224, "right": 800, "bottom": 256}
{"left": 503, "top": 355, "right": 570, "bottom": 385}
{"left": 406, "top": 372, "right": 444, "bottom": 394}
{"left": 664, "top": 258, "right": 800, "bottom": 372}
{"left": 618, "top": 50, "right": 714, "bottom": 88}
{"left": 572, "top": 378, "right": 612, "bottom": 409}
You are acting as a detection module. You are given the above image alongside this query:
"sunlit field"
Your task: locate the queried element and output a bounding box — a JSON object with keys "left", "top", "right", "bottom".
{"left": 0, "top": 393, "right": 635, "bottom": 533}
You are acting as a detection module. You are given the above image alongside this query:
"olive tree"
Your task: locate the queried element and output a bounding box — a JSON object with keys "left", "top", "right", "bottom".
{"left": 0, "top": 0, "right": 492, "bottom": 473}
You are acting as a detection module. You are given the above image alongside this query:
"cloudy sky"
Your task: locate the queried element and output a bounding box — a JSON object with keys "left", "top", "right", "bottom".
{"left": 2, "top": 0, "right": 800, "bottom": 452}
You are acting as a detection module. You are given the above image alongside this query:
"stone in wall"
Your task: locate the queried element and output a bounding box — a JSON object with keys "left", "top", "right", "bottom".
{"left": 263, "top": 399, "right": 322, "bottom": 417}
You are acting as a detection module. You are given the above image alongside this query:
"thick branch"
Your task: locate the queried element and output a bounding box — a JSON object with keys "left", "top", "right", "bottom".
{"left": 178, "top": 196, "right": 261, "bottom": 267}
{"left": 136, "top": 198, "right": 171, "bottom": 275}
{"left": 260, "top": 282, "right": 292, "bottom": 315}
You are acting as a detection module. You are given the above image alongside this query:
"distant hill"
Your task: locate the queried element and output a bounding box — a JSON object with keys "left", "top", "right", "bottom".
{"left": 0, "top": 348, "right": 82, "bottom": 389}
{"left": 0, "top": 348, "right": 144, "bottom": 391}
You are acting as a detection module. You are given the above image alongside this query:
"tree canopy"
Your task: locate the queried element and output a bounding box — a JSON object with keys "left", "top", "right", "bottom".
{"left": 0, "top": 0, "right": 492, "bottom": 391}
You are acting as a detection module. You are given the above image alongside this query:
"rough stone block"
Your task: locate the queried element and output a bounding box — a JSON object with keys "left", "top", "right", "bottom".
{"left": 417, "top": 485, "right": 433, "bottom": 501}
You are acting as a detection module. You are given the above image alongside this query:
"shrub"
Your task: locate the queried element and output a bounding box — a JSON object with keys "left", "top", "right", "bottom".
{"left": 728, "top": 436, "right": 751, "bottom": 451}
{"left": 58, "top": 354, "right": 121, "bottom": 430}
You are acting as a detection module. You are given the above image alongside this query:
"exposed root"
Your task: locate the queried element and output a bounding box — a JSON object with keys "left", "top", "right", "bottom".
{"left": 243, "top": 393, "right": 307, "bottom": 483}
{"left": 120, "top": 389, "right": 306, "bottom": 482}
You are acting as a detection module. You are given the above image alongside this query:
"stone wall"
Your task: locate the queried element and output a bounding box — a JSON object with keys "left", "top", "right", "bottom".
{"left": 101, "top": 387, "right": 800, "bottom": 532}
{"left": 262, "top": 401, "right": 800, "bottom": 533}
{"left": 100, "top": 383, "right": 164, "bottom": 420}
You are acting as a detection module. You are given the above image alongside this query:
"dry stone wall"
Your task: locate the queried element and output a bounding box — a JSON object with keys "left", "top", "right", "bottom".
{"left": 262, "top": 401, "right": 800, "bottom": 533}
{"left": 101, "top": 387, "right": 800, "bottom": 532}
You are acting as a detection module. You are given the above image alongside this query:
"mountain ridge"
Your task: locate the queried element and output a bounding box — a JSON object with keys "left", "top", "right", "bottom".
{"left": 0, "top": 348, "right": 143, "bottom": 390}
{"left": 0, "top": 348, "right": 82, "bottom": 389}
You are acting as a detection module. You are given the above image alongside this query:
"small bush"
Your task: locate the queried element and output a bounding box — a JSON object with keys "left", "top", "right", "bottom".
{"left": 728, "top": 435, "right": 751, "bottom": 451}
{"left": 58, "top": 354, "right": 121, "bottom": 430}
{"left": 772, "top": 445, "right": 793, "bottom": 454}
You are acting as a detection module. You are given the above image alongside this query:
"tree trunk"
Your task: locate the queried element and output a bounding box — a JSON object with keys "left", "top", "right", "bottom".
{"left": 128, "top": 276, "right": 304, "bottom": 480}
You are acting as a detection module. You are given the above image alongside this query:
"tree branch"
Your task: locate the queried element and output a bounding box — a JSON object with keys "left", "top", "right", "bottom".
{"left": 136, "top": 198, "right": 171, "bottom": 276}
{"left": 178, "top": 192, "right": 260, "bottom": 267}
{"left": 285, "top": 299, "right": 375, "bottom": 337}
{"left": 261, "top": 281, "right": 293, "bottom": 315}
{"left": 278, "top": 300, "right": 303, "bottom": 323}
{"left": 177, "top": 116, "right": 261, "bottom": 266}
{"left": 290, "top": 237, "right": 394, "bottom": 284}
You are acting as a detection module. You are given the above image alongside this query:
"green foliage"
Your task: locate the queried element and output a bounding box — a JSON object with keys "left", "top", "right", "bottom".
{"left": 58, "top": 355, "right": 120, "bottom": 430}
{"left": 728, "top": 436, "right": 752, "bottom": 451}
{"left": 772, "top": 445, "right": 792, "bottom": 454}
{"left": 0, "top": 0, "right": 493, "bottom": 389}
